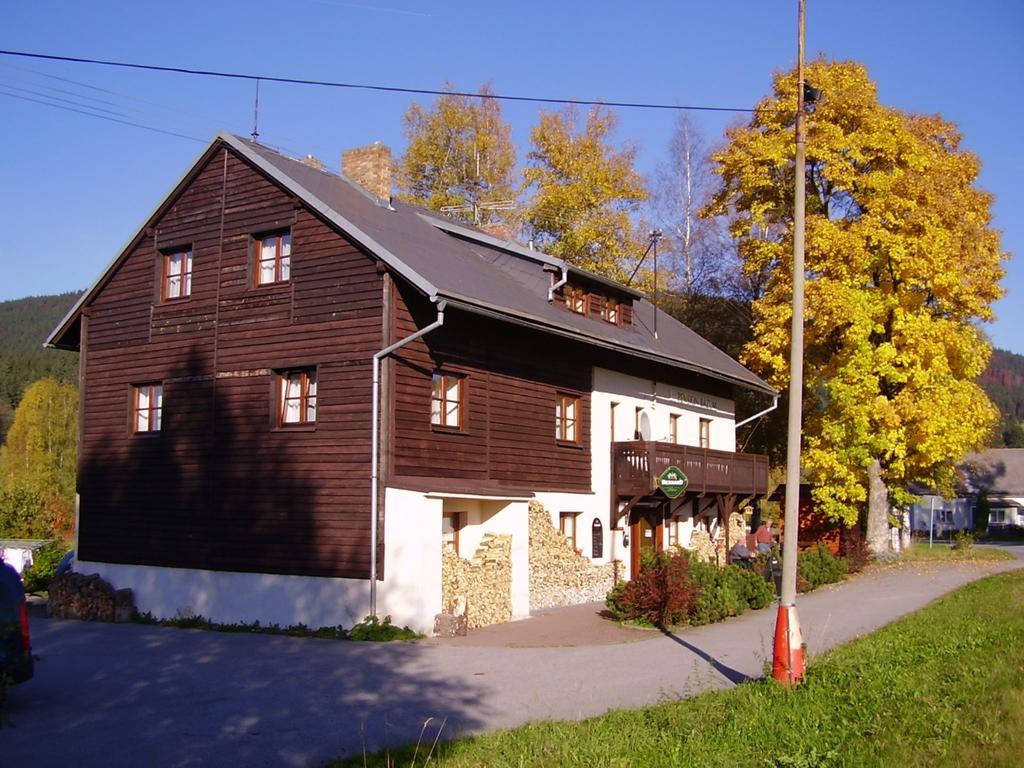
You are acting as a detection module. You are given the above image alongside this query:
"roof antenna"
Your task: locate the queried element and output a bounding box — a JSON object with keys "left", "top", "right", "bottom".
{"left": 650, "top": 229, "right": 662, "bottom": 340}
{"left": 626, "top": 230, "right": 662, "bottom": 339}
{"left": 251, "top": 78, "right": 261, "bottom": 142}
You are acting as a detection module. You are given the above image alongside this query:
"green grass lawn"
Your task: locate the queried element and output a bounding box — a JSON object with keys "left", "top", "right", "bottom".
{"left": 902, "top": 541, "right": 1015, "bottom": 563}
{"left": 335, "top": 568, "right": 1024, "bottom": 768}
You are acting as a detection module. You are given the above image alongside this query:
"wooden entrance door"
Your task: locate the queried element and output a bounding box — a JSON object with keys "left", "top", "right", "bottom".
{"left": 630, "top": 505, "right": 663, "bottom": 578}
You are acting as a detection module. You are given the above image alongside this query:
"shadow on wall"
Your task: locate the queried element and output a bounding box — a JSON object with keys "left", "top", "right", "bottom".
{"left": 4, "top": 618, "right": 488, "bottom": 766}
{"left": 77, "top": 343, "right": 358, "bottom": 622}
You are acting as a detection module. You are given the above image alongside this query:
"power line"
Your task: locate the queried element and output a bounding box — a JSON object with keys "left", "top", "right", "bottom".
{"left": 0, "top": 89, "right": 205, "bottom": 143}
{"left": 0, "top": 48, "right": 762, "bottom": 114}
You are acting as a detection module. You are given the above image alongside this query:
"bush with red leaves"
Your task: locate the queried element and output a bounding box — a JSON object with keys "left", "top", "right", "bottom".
{"left": 617, "top": 551, "right": 701, "bottom": 627}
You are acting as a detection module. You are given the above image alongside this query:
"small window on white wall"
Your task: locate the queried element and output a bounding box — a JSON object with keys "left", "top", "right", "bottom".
{"left": 699, "top": 418, "right": 711, "bottom": 448}
{"left": 559, "top": 512, "right": 581, "bottom": 550}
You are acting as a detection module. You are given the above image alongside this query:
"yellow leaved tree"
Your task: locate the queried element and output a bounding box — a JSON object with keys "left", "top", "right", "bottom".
{"left": 706, "top": 60, "right": 1007, "bottom": 544}
{"left": 396, "top": 83, "right": 517, "bottom": 228}
{"left": 523, "top": 105, "right": 648, "bottom": 280}
{"left": 0, "top": 378, "right": 78, "bottom": 539}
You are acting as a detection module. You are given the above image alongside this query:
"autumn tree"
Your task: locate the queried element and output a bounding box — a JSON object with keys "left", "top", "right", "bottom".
{"left": 651, "top": 114, "right": 735, "bottom": 295}
{"left": 706, "top": 60, "right": 1006, "bottom": 546}
{"left": 396, "top": 84, "right": 517, "bottom": 227}
{"left": 523, "top": 105, "right": 648, "bottom": 279}
{"left": 0, "top": 378, "right": 78, "bottom": 539}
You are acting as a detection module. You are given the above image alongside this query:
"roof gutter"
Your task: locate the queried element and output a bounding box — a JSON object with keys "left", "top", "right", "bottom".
{"left": 369, "top": 298, "right": 446, "bottom": 617}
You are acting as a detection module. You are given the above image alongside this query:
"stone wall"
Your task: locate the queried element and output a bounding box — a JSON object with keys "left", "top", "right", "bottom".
{"left": 528, "top": 501, "right": 617, "bottom": 610}
{"left": 688, "top": 511, "right": 750, "bottom": 565}
{"left": 440, "top": 533, "right": 512, "bottom": 629}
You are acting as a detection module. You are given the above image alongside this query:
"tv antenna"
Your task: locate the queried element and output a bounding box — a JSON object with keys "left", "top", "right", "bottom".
{"left": 251, "top": 78, "right": 261, "bottom": 141}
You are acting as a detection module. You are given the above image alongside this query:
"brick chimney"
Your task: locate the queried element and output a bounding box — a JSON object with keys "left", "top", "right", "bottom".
{"left": 341, "top": 143, "right": 392, "bottom": 201}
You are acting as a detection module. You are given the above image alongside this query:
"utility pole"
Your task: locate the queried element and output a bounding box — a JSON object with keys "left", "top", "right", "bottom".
{"left": 772, "top": 0, "right": 807, "bottom": 687}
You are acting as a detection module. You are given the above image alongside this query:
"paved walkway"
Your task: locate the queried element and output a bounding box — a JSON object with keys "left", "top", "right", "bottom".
{"left": 5, "top": 550, "right": 1021, "bottom": 768}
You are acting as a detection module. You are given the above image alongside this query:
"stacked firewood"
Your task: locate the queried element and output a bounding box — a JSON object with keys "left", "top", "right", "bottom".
{"left": 49, "top": 572, "right": 134, "bottom": 622}
{"left": 527, "top": 501, "right": 617, "bottom": 611}
{"left": 440, "top": 533, "right": 512, "bottom": 630}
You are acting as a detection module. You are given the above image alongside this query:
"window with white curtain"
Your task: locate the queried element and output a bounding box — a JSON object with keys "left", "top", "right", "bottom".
{"left": 278, "top": 369, "right": 316, "bottom": 426}
{"left": 256, "top": 231, "right": 291, "bottom": 285}
{"left": 431, "top": 373, "right": 464, "bottom": 429}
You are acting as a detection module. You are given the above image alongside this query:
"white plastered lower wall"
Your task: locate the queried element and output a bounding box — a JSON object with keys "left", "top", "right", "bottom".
{"left": 586, "top": 367, "right": 738, "bottom": 579}
{"left": 75, "top": 560, "right": 372, "bottom": 629}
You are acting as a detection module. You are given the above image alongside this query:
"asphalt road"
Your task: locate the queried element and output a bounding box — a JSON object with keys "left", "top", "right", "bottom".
{"left": 5, "top": 548, "right": 1021, "bottom": 768}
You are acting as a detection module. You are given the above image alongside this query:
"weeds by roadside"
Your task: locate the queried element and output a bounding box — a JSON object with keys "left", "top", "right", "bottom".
{"left": 132, "top": 612, "right": 422, "bottom": 642}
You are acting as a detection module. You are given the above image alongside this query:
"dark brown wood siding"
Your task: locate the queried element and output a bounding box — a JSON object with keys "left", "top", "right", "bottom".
{"left": 389, "top": 283, "right": 592, "bottom": 493}
{"left": 78, "top": 147, "right": 383, "bottom": 579}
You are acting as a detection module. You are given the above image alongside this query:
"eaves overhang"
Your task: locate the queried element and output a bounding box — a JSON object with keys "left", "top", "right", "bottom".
{"left": 436, "top": 293, "right": 777, "bottom": 397}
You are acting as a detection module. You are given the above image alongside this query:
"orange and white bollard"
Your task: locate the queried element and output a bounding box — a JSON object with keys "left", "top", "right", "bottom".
{"left": 772, "top": 603, "right": 805, "bottom": 687}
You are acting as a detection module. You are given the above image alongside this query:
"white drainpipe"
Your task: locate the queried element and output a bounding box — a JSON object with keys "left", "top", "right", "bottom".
{"left": 369, "top": 299, "right": 446, "bottom": 617}
{"left": 734, "top": 395, "right": 779, "bottom": 428}
{"left": 547, "top": 265, "right": 568, "bottom": 302}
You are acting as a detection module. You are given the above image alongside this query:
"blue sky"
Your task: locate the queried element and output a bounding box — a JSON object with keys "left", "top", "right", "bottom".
{"left": 2, "top": 1, "right": 1021, "bottom": 353}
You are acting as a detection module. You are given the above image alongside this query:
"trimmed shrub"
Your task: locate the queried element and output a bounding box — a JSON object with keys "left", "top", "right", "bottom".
{"left": 688, "top": 559, "right": 775, "bottom": 625}
{"left": 797, "top": 542, "right": 847, "bottom": 592}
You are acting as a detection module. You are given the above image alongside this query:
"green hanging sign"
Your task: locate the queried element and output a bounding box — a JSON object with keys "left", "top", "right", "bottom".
{"left": 658, "top": 465, "right": 689, "bottom": 499}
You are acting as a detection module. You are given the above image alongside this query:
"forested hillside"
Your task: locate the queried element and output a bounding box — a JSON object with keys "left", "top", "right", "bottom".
{"left": 0, "top": 292, "right": 81, "bottom": 440}
{"left": 981, "top": 347, "right": 1024, "bottom": 447}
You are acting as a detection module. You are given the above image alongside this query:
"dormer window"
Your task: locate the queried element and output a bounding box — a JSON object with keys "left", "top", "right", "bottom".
{"left": 603, "top": 297, "right": 620, "bottom": 325}
{"left": 565, "top": 286, "right": 587, "bottom": 315}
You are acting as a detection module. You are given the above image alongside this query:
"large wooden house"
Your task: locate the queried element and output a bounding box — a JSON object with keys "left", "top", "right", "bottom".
{"left": 47, "top": 133, "right": 774, "bottom": 633}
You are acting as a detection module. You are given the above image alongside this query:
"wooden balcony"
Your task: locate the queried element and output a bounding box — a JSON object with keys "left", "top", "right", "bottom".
{"left": 613, "top": 441, "right": 769, "bottom": 499}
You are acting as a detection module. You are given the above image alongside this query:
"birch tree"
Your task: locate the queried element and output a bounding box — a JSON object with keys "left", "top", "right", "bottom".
{"left": 396, "top": 84, "right": 517, "bottom": 227}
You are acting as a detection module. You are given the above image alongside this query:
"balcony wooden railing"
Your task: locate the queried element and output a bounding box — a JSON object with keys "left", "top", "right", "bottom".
{"left": 613, "top": 441, "right": 769, "bottom": 498}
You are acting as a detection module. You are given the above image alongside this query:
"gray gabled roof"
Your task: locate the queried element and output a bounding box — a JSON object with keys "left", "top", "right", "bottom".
{"left": 962, "top": 449, "right": 1024, "bottom": 496}
{"left": 47, "top": 132, "right": 774, "bottom": 397}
